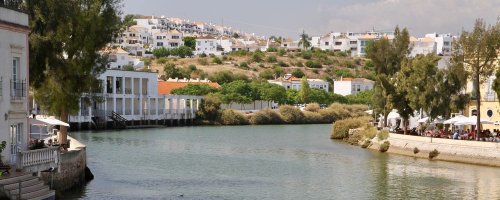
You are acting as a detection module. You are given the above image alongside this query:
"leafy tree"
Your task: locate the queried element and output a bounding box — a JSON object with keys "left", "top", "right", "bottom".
{"left": 273, "top": 66, "right": 284, "bottom": 78}
{"left": 122, "top": 14, "right": 137, "bottom": 28}
{"left": 209, "top": 70, "right": 249, "bottom": 84}
{"left": 259, "top": 69, "right": 274, "bottom": 80}
{"left": 346, "top": 90, "right": 374, "bottom": 105}
{"left": 171, "top": 84, "right": 218, "bottom": 96}
{"left": 286, "top": 89, "right": 300, "bottom": 104}
{"left": 183, "top": 36, "right": 196, "bottom": 50}
{"left": 171, "top": 46, "right": 193, "bottom": 58}
{"left": 298, "top": 30, "right": 311, "bottom": 50}
{"left": 28, "top": 0, "right": 122, "bottom": 144}
{"left": 153, "top": 47, "right": 170, "bottom": 58}
{"left": 299, "top": 77, "right": 311, "bottom": 103}
{"left": 309, "top": 89, "right": 330, "bottom": 104}
{"left": 457, "top": 19, "right": 500, "bottom": 137}
{"left": 212, "top": 56, "right": 222, "bottom": 64}
{"left": 197, "top": 94, "right": 221, "bottom": 122}
{"left": 292, "top": 69, "right": 305, "bottom": 78}
{"left": 365, "top": 26, "right": 410, "bottom": 127}
{"left": 163, "top": 63, "right": 186, "bottom": 79}
{"left": 251, "top": 50, "right": 265, "bottom": 63}
{"left": 219, "top": 80, "right": 253, "bottom": 108}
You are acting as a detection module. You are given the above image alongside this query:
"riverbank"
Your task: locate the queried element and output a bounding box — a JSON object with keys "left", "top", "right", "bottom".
{"left": 369, "top": 133, "right": 500, "bottom": 167}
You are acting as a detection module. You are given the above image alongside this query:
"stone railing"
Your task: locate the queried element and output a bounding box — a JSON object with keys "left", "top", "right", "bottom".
{"left": 18, "top": 146, "right": 60, "bottom": 169}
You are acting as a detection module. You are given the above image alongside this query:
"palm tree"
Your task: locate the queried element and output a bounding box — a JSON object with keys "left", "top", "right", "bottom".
{"left": 298, "top": 30, "right": 311, "bottom": 50}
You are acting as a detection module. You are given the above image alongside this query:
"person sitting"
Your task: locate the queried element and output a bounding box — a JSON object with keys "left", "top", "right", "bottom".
{"left": 453, "top": 131, "right": 459, "bottom": 140}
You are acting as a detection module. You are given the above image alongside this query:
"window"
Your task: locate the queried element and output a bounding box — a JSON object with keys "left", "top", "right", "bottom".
{"left": 11, "top": 57, "right": 25, "bottom": 99}
{"left": 444, "top": 41, "right": 450, "bottom": 46}
{"left": 335, "top": 42, "right": 342, "bottom": 45}
{"left": 350, "top": 41, "right": 357, "bottom": 45}
{"left": 106, "top": 76, "right": 113, "bottom": 94}
{"left": 170, "top": 43, "right": 179, "bottom": 47}
{"left": 157, "top": 42, "right": 163, "bottom": 46}
{"left": 157, "top": 36, "right": 162, "bottom": 39}
{"left": 325, "top": 42, "right": 329, "bottom": 46}
{"left": 172, "top": 35, "right": 180, "bottom": 39}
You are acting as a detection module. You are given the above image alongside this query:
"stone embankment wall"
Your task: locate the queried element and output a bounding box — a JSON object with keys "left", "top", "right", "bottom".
{"left": 40, "top": 137, "right": 87, "bottom": 191}
{"left": 369, "top": 133, "right": 500, "bottom": 167}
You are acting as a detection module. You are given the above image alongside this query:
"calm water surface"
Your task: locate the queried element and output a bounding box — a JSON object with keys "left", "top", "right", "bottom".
{"left": 64, "top": 124, "right": 500, "bottom": 199}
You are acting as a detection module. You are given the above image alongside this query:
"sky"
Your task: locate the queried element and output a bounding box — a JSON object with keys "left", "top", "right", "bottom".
{"left": 122, "top": 0, "right": 500, "bottom": 38}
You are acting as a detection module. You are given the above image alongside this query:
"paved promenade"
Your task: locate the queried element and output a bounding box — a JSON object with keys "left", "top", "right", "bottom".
{"left": 369, "top": 133, "right": 500, "bottom": 167}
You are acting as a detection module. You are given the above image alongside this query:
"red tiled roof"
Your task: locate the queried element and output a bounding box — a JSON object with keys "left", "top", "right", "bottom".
{"left": 157, "top": 81, "right": 220, "bottom": 95}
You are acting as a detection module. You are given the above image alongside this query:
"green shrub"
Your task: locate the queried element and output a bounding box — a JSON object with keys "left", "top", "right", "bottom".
{"left": 379, "top": 141, "right": 390, "bottom": 152}
{"left": 377, "top": 130, "right": 389, "bottom": 141}
{"left": 429, "top": 149, "right": 440, "bottom": 159}
{"left": 334, "top": 51, "right": 348, "bottom": 57}
{"left": 212, "top": 56, "right": 223, "bottom": 64}
{"left": 330, "top": 116, "right": 371, "bottom": 139}
{"left": 343, "top": 60, "right": 355, "bottom": 69}
{"left": 267, "top": 47, "right": 278, "bottom": 52}
{"left": 196, "top": 94, "right": 221, "bottom": 122}
{"left": 249, "top": 109, "right": 283, "bottom": 124}
{"left": 292, "top": 69, "right": 305, "bottom": 78}
{"left": 220, "top": 109, "right": 248, "bottom": 125}
{"left": 305, "top": 60, "right": 322, "bottom": 68}
{"left": 239, "top": 62, "right": 249, "bottom": 69}
{"left": 198, "top": 57, "right": 209, "bottom": 65}
{"left": 302, "top": 51, "right": 313, "bottom": 59}
{"left": 303, "top": 111, "right": 325, "bottom": 124}
{"left": 188, "top": 64, "right": 197, "bottom": 71}
{"left": 279, "top": 105, "right": 305, "bottom": 124}
{"left": 156, "top": 57, "right": 169, "bottom": 64}
{"left": 252, "top": 51, "right": 264, "bottom": 62}
{"left": 304, "top": 103, "right": 320, "bottom": 112}
{"left": 413, "top": 147, "right": 420, "bottom": 154}
{"left": 278, "top": 48, "right": 286, "bottom": 56}
{"left": 346, "top": 130, "right": 364, "bottom": 145}
{"left": 277, "top": 61, "right": 289, "bottom": 67}
{"left": 266, "top": 56, "right": 278, "bottom": 63}
{"left": 199, "top": 53, "right": 207, "bottom": 57}
{"left": 360, "top": 125, "right": 377, "bottom": 140}
{"left": 361, "top": 139, "right": 371, "bottom": 148}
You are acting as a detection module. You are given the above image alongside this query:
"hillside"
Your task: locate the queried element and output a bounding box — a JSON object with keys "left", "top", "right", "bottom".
{"left": 145, "top": 49, "right": 375, "bottom": 84}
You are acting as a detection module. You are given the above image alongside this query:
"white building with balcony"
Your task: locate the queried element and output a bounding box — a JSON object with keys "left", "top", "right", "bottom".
{"left": 69, "top": 70, "right": 202, "bottom": 129}
{"left": 195, "top": 35, "right": 220, "bottom": 55}
{"left": 0, "top": 6, "right": 30, "bottom": 167}
{"left": 333, "top": 77, "right": 374, "bottom": 96}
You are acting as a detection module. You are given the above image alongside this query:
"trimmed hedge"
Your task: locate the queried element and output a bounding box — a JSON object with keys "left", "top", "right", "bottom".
{"left": 304, "top": 103, "right": 320, "bottom": 112}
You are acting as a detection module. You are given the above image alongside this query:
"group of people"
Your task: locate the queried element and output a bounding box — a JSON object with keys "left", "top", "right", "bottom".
{"left": 420, "top": 129, "right": 500, "bottom": 142}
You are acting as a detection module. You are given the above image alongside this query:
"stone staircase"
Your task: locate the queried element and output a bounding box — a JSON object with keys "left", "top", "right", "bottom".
{"left": 0, "top": 173, "right": 55, "bottom": 200}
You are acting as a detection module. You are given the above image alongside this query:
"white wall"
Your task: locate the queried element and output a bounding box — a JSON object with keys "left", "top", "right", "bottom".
{"left": 0, "top": 7, "right": 30, "bottom": 164}
{"left": 333, "top": 81, "right": 352, "bottom": 96}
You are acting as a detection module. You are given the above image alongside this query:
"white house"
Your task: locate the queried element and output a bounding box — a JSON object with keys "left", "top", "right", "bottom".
{"left": 0, "top": 6, "right": 30, "bottom": 166}
{"left": 333, "top": 77, "right": 374, "bottom": 96}
{"left": 195, "top": 35, "right": 220, "bottom": 55}
{"left": 152, "top": 29, "right": 184, "bottom": 49}
{"left": 268, "top": 74, "right": 329, "bottom": 92}
{"left": 101, "top": 47, "right": 144, "bottom": 70}
{"left": 281, "top": 38, "right": 300, "bottom": 51}
{"left": 410, "top": 36, "right": 437, "bottom": 57}
{"left": 69, "top": 70, "right": 202, "bottom": 128}
{"left": 425, "top": 33, "right": 454, "bottom": 56}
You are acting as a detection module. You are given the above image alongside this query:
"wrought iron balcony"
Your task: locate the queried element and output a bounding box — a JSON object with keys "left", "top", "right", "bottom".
{"left": 10, "top": 79, "right": 26, "bottom": 100}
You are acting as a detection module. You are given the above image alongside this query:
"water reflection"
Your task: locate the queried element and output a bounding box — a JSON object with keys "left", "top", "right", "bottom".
{"left": 67, "top": 125, "right": 500, "bottom": 199}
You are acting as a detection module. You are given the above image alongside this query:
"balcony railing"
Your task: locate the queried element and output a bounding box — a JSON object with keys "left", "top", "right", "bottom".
{"left": 18, "top": 146, "right": 60, "bottom": 169}
{"left": 10, "top": 79, "right": 26, "bottom": 100}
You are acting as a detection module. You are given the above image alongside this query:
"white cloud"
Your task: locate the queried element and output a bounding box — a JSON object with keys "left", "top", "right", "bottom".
{"left": 319, "top": 0, "right": 500, "bottom": 36}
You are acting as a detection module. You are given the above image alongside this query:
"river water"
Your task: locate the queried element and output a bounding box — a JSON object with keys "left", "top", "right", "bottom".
{"left": 64, "top": 124, "right": 500, "bottom": 199}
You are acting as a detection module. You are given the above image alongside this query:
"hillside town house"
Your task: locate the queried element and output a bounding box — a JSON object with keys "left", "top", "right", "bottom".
{"left": 333, "top": 77, "right": 374, "bottom": 96}
{"left": 268, "top": 74, "right": 329, "bottom": 92}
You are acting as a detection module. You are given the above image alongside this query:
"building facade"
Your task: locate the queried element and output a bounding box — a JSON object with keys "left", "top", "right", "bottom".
{"left": 333, "top": 77, "right": 374, "bottom": 96}
{"left": 268, "top": 75, "right": 329, "bottom": 92}
{"left": 0, "top": 6, "right": 30, "bottom": 165}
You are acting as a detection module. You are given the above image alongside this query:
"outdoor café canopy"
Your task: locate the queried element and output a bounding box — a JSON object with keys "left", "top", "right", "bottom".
{"left": 443, "top": 115, "right": 467, "bottom": 125}
{"left": 453, "top": 116, "right": 493, "bottom": 126}
{"left": 31, "top": 118, "right": 70, "bottom": 127}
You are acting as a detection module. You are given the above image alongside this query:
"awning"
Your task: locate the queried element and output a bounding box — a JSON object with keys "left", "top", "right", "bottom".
{"left": 443, "top": 115, "right": 467, "bottom": 125}
{"left": 454, "top": 116, "right": 493, "bottom": 126}
{"left": 31, "top": 118, "right": 70, "bottom": 127}
{"left": 417, "top": 117, "right": 429, "bottom": 123}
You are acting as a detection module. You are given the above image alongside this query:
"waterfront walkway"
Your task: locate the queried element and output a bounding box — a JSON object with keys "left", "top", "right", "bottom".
{"left": 370, "top": 133, "right": 500, "bottom": 167}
